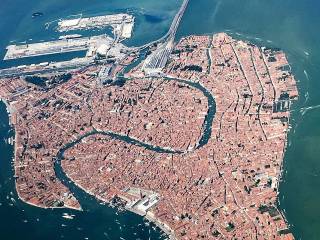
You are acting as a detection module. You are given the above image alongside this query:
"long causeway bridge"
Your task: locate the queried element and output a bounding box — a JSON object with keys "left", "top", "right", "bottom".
{"left": 140, "top": 0, "right": 190, "bottom": 73}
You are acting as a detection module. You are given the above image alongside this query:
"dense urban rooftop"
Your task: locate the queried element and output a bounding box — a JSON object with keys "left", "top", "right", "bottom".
{"left": 0, "top": 33, "right": 298, "bottom": 239}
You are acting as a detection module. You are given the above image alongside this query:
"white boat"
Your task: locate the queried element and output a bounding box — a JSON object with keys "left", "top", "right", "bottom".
{"left": 8, "top": 137, "right": 14, "bottom": 145}
{"left": 62, "top": 213, "right": 75, "bottom": 220}
{"left": 59, "top": 34, "right": 82, "bottom": 40}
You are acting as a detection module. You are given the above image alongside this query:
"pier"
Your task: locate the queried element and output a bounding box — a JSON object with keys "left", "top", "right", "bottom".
{"left": 57, "top": 13, "right": 135, "bottom": 39}
{"left": 4, "top": 35, "right": 112, "bottom": 60}
{"left": 0, "top": 58, "right": 94, "bottom": 77}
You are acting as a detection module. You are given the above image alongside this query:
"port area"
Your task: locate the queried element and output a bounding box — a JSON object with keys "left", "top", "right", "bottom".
{"left": 0, "top": 58, "right": 94, "bottom": 77}
{"left": 4, "top": 35, "right": 116, "bottom": 60}
{"left": 1, "top": 11, "right": 137, "bottom": 78}
{"left": 0, "top": 43, "right": 134, "bottom": 78}
{"left": 57, "top": 13, "right": 135, "bottom": 39}
{"left": 1, "top": 35, "right": 134, "bottom": 78}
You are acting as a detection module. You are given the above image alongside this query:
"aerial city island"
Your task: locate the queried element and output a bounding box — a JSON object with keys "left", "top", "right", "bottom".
{"left": 0, "top": 0, "right": 298, "bottom": 239}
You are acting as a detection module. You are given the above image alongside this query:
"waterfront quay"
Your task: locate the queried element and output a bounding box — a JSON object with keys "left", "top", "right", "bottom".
{"left": 57, "top": 13, "right": 135, "bottom": 39}
{"left": 0, "top": 37, "right": 132, "bottom": 78}
{"left": 4, "top": 35, "right": 113, "bottom": 60}
{"left": 0, "top": 58, "right": 94, "bottom": 77}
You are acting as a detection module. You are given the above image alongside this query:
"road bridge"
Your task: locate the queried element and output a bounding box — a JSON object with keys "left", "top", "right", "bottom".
{"left": 139, "top": 0, "right": 189, "bottom": 74}
{"left": 133, "top": 0, "right": 189, "bottom": 51}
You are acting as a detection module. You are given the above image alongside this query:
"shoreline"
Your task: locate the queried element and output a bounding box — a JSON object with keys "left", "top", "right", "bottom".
{"left": 0, "top": 99, "right": 82, "bottom": 212}
{"left": 62, "top": 168, "right": 176, "bottom": 239}
{"left": 0, "top": 98, "right": 13, "bottom": 126}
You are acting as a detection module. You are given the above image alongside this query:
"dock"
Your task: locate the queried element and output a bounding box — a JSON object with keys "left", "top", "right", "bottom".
{"left": 0, "top": 58, "right": 94, "bottom": 77}
{"left": 57, "top": 13, "right": 135, "bottom": 39}
{"left": 4, "top": 35, "right": 113, "bottom": 60}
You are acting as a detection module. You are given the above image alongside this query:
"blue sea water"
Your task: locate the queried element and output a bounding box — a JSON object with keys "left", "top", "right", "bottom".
{"left": 1, "top": 0, "right": 320, "bottom": 239}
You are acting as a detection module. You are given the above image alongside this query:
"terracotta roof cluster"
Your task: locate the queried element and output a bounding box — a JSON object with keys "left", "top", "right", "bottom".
{"left": 0, "top": 33, "right": 298, "bottom": 239}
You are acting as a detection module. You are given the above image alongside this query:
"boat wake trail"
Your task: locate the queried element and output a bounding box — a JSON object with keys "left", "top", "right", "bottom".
{"left": 300, "top": 104, "right": 320, "bottom": 116}
{"left": 303, "top": 70, "right": 310, "bottom": 105}
{"left": 210, "top": 0, "right": 222, "bottom": 24}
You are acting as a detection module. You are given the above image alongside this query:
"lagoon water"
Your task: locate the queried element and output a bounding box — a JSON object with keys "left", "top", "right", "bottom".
{"left": 1, "top": 0, "right": 320, "bottom": 239}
